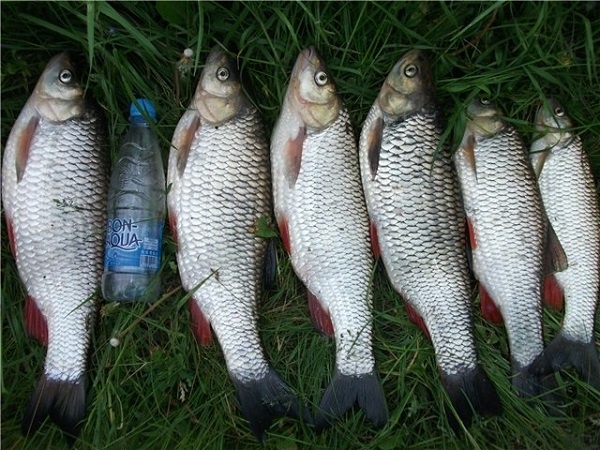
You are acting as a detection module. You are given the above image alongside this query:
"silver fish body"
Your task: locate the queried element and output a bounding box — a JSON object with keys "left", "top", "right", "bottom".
{"left": 529, "top": 99, "right": 600, "bottom": 389}
{"left": 359, "top": 51, "right": 501, "bottom": 430}
{"left": 167, "top": 47, "right": 305, "bottom": 441}
{"left": 454, "top": 98, "right": 555, "bottom": 397}
{"left": 2, "top": 53, "right": 107, "bottom": 439}
{"left": 271, "top": 46, "right": 387, "bottom": 429}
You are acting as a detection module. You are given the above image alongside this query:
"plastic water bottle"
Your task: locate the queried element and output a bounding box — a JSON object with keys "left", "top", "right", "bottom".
{"left": 102, "top": 99, "right": 165, "bottom": 303}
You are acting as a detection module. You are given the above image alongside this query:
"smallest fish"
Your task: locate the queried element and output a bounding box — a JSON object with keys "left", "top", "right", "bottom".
{"left": 529, "top": 99, "right": 600, "bottom": 390}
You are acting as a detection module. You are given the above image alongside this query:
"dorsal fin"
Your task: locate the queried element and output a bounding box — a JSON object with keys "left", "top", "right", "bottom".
{"left": 543, "top": 222, "right": 568, "bottom": 275}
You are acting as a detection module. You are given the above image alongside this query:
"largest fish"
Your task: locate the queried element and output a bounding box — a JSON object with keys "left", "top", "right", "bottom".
{"left": 359, "top": 50, "right": 502, "bottom": 431}
{"left": 529, "top": 98, "right": 600, "bottom": 390}
{"left": 453, "top": 97, "right": 565, "bottom": 398}
{"left": 2, "top": 53, "right": 107, "bottom": 439}
{"left": 167, "top": 47, "right": 306, "bottom": 442}
{"left": 271, "top": 46, "right": 388, "bottom": 429}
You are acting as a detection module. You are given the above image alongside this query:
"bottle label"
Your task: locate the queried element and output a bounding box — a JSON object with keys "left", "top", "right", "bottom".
{"left": 104, "top": 217, "right": 163, "bottom": 273}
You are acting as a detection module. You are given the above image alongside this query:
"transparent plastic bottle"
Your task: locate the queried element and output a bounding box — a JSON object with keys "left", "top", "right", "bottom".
{"left": 102, "top": 99, "right": 165, "bottom": 303}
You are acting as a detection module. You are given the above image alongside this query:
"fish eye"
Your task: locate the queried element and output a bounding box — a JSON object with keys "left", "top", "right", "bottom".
{"left": 216, "top": 67, "right": 230, "bottom": 82}
{"left": 479, "top": 97, "right": 491, "bottom": 106}
{"left": 314, "top": 71, "right": 328, "bottom": 86}
{"left": 404, "top": 64, "right": 418, "bottom": 78}
{"left": 554, "top": 106, "right": 565, "bottom": 117}
{"left": 59, "top": 69, "right": 73, "bottom": 84}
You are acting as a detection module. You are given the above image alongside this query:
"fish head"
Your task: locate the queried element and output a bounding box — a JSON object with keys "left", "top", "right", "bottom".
{"left": 534, "top": 98, "right": 573, "bottom": 148}
{"left": 288, "top": 46, "right": 341, "bottom": 130}
{"left": 193, "top": 46, "right": 246, "bottom": 126}
{"left": 32, "top": 53, "right": 85, "bottom": 122}
{"left": 377, "top": 49, "right": 435, "bottom": 118}
{"left": 465, "top": 97, "right": 505, "bottom": 138}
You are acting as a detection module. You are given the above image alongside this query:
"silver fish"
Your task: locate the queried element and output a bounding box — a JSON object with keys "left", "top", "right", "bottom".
{"left": 167, "top": 47, "right": 306, "bottom": 441}
{"left": 2, "top": 53, "right": 107, "bottom": 439}
{"left": 271, "top": 46, "right": 387, "bottom": 429}
{"left": 529, "top": 98, "right": 600, "bottom": 390}
{"left": 454, "top": 97, "right": 564, "bottom": 398}
{"left": 359, "top": 50, "right": 502, "bottom": 431}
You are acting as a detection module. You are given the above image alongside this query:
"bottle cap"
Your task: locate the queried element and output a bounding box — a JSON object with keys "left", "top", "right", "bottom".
{"left": 130, "top": 98, "right": 157, "bottom": 123}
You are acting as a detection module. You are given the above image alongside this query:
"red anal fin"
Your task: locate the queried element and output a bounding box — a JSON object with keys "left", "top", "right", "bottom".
{"left": 175, "top": 114, "right": 201, "bottom": 175}
{"left": 189, "top": 300, "right": 212, "bottom": 346}
{"left": 278, "top": 217, "right": 291, "bottom": 255}
{"left": 543, "top": 275, "right": 563, "bottom": 310}
{"left": 16, "top": 116, "right": 39, "bottom": 182}
{"left": 168, "top": 210, "right": 178, "bottom": 247}
{"left": 6, "top": 216, "right": 17, "bottom": 257}
{"left": 24, "top": 295, "right": 48, "bottom": 346}
{"left": 285, "top": 126, "right": 306, "bottom": 187}
{"left": 479, "top": 284, "right": 503, "bottom": 324}
{"left": 367, "top": 117, "right": 383, "bottom": 179}
{"left": 404, "top": 302, "right": 430, "bottom": 340}
{"left": 307, "top": 289, "right": 334, "bottom": 337}
{"left": 370, "top": 221, "right": 381, "bottom": 260}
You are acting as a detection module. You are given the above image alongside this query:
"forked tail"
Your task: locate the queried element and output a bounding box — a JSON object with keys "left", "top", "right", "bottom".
{"left": 314, "top": 369, "right": 388, "bottom": 431}
{"left": 22, "top": 374, "right": 86, "bottom": 444}
{"left": 231, "top": 367, "right": 311, "bottom": 442}
{"left": 441, "top": 366, "right": 502, "bottom": 432}
{"left": 530, "top": 333, "right": 600, "bottom": 391}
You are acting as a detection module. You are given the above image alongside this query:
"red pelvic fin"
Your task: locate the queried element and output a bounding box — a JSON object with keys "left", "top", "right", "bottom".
{"left": 307, "top": 289, "right": 334, "bottom": 337}
{"left": 189, "top": 300, "right": 212, "bottom": 346}
{"left": 24, "top": 295, "right": 48, "bottom": 346}
{"left": 6, "top": 216, "right": 17, "bottom": 257}
{"left": 168, "top": 210, "right": 178, "bottom": 247}
{"left": 369, "top": 221, "right": 381, "bottom": 260}
{"left": 543, "top": 275, "right": 563, "bottom": 310}
{"left": 285, "top": 126, "right": 306, "bottom": 187}
{"left": 16, "top": 116, "right": 39, "bottom": 182}
{"left": 403, "top": 302, "right": 430, "bottom": 340}
{"left": 479, "top": 284, "right": 503, "bottom": 324}
{"left": 277, "top": 216, "right": 291, "bottom": 255}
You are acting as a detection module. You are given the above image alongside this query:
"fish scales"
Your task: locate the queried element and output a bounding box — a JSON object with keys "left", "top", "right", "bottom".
{"left": 359, "top": 50, "right": 501, "bottom": 431}
{"left": 167, "top": 48, "right": 305, "bottom": 442}
{"left": 271, "top": 47, "right": 387, "bottom": 430}
{"left": 2, "top": 53, "right": 107, "bottom": 440}
{"left": 454, "top": 98, "right": 558, "bottom": 399}
{"left": 529, "top": 99, "right": 600, "bottom": 389}
{"left": 457, "top": 126, "right": 545, "bottom": 367}
{"left": 175, "top": 111, "right": 271, "bottom": 381}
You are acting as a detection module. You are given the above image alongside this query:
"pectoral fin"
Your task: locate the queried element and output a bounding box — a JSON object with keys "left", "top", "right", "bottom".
{"left": 543, "top": 222, "right": 568, "bottom": 275}
{"left": 285, "top": 126, "right": 306, "bottom": 187}
{"left": 16, "top": 116, "right": 39, "bottom": 182}
{"left": 171, "top": 112, "right": 200, "bottom": 176}
{"left": 366, "top": 117, "right": 383, "bottom": 179}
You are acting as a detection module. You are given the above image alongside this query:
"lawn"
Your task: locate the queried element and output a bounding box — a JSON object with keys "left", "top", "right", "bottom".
{"left": 1, "top": 2, "right": 599, "bottom": 449}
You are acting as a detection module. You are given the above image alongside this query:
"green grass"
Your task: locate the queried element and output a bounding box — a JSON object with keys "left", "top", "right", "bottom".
{"left": 2, "top": 1, "right": 600, "bottom": 449}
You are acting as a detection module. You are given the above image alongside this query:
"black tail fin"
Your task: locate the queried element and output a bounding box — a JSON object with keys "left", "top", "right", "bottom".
{"left": 231, "top": 367, "right": 311, "bottom": 443}
{"left": 22, "top": 375, "right": 86, "bottom": 444}
{"left": 441, "top": 366, "right": 503, "bottom": 433}
{"left": 314, "top": 369, "right": 388, "bottom": 431}
{"left": 530, "top": 333, "right": 600, "bottom": 391}
{"left": 512, "top": 360, "right": 564, "bottom": 409}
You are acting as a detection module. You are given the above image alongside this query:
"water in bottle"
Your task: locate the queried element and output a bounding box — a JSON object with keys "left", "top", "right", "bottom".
{"left": 102, "top": 98, "right": 165, "bottom": 302}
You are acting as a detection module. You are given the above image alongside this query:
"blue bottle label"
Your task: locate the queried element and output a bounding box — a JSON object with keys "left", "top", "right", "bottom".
{"left": 104, "top": 217, "right": 163, "bottom": 272}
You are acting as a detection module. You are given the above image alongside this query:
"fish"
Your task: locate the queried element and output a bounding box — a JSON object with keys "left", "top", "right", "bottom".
{"left": 453, "top": 97, "right": 566, "bottom": 398}
{"left": 271, "top": 46, "right": 388, "bottom": 430}
{"left": 529, "top": 98, "right": 600, "bottom": 390}
{"left": 1, "top": 53, "right": 107, "bottom": 440}
{"left": 166, "top": 47, "right": 307, "bottom": 442}
{"left": 358, "top": 50, "right": 502, "bottom": 431}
